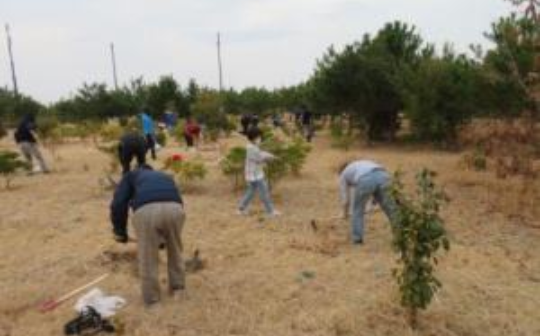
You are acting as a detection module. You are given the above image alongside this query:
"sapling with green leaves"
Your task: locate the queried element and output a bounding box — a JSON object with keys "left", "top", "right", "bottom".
{"left": 389, "top": 169, "right": 450, "bottom": 329}
{"left": 0, "top": 151, "right": 30, "bottom": 189}
{"left": 220, "top": 146, "right": 247, "bottom": 190}
{"left": 163, "top": 155, "right": 207, "bottom": 191}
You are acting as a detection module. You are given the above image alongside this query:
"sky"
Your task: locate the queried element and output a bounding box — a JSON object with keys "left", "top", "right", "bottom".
{"left": 1, "top": 0, "right": 514, "bottom": 103}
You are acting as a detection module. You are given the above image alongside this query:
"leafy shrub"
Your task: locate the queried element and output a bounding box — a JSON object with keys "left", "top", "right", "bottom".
{"left": 330, "top": 120, "right": 355, "bottom": 150}
{"left": 220, "top": 135, "right": 311, "bottom": 191}
{"left": 459, "top": 117, "right": 538, "bottom": 178}
{"left": 97, "top": 144, "right": 120, "bottom": 173}
{"left": 0, "top": 121, "right": 7, "bottom": 139}
{"left": 36, "top": 115, "right": 63, "bottom": 157}
{"left": 37, "top": 115, "right": 60, "bottom": 141}
{"left": 260, "top": 137, "right": 290, "bottom": 189}
{"left": 155, "top": 130, "right": 167, "bottom": 147}
{"left": 164, "top": 155, "right": 207, "bottom": 190}
{"left": 173, "top": 120, "right": 186, "bottom": 144}
{"left": 461, "top": 147, "right": 487, "bottom": 171}
{"left": 220, "top": 146, "right": 246, "bottom": 190}
{"left": 99, "top": 123, "right": 124, "bottom": 143}
{"left": 390, "top": 169, "right": 450, "bottom": 329}
{"left": 191, "top": 90, "right": 235, "bottom": 139}
{"left": 0, "top": 151, "right": 30, "bottom": 189}
{"left": 282, "top": 137, "right": 311, "bottom": 175}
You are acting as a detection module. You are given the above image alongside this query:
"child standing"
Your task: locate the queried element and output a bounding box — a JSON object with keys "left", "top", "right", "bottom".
{"left": 237, "top": 129, "right": 281, "bottom": 217}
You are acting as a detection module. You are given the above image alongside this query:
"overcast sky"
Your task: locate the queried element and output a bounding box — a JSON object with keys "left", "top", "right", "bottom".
{"left": 1, "top": 0, "right": 513, "bottom": 103}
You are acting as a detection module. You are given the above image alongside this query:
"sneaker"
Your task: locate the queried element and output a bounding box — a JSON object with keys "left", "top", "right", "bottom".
{"left": 171, "top": 289, "right": 188, "bottom": 301}
{"left": 236, "top": 209, "right": 249, "bottom": 216}
{"left": 267, "top": 210, "right": 282, "bottom": 217}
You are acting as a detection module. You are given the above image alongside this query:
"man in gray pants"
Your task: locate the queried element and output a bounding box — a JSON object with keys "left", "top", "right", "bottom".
{"left": 110, "top": 164, "right": 185, "bottom": 306}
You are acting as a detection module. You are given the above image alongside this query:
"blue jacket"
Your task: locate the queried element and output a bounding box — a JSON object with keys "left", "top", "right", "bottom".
{"left": 140, "top": 113, "right": 154, "bottom": 135}
{"left": 110, "top": 167, "right": 183, "bottom": 238}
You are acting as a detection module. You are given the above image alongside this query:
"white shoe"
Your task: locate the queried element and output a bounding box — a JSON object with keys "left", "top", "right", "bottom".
{"left": 236, "top": 209, "right": 249, "bottom": 216}
{"left": 268, "top": 210, "right": 282, "bottom": 217}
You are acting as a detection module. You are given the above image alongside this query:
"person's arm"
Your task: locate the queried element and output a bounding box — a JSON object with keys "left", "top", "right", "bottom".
{"left": 110, "top": 173, "right": 134, "bottom": 242}
{"left": 339, "top": 174, "right": 350, "bottom": 219}
{"left": 249, "top": 146, "right": 275, "bottom": 164}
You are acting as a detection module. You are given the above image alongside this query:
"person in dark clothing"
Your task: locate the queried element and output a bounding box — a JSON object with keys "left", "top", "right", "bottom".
{"left": 118, "top": 132, "right": 147, "bottom": 174}
{"left": 272, "top": 113, "right": 282, "bottom": 128}
{"left": 240, "top": 114, "right": 251, "bottom": 135}
{"left": 110, "top": 165, "right": 186, "bottom": 306}
{"left": 299, "top": 105, "right": 314, "bottom": 142}
{"left": 14, "top": 114, "right": 49, "bottom": 173}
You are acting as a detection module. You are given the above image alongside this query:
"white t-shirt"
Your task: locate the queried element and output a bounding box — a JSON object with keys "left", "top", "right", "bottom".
{"left": 339, "top": 160, "right": 383, "bottom": 204}
{"left": 245, "top": 143, "right": 274, "bottom": 182}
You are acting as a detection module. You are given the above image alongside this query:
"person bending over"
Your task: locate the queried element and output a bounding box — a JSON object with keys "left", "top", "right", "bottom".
{"left": 339, "top": 160, "right": 397, "bottom": 244}
{"left": 110, "top": 164, "right": 186, "bottom": 306}
{"left": 118, "top": 132, "right": 147, "bottom": 174}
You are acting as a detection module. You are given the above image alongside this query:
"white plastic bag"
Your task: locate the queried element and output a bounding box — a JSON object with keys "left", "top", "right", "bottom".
{"left": 74, "top": 288, "right": 126, "bottom": 318}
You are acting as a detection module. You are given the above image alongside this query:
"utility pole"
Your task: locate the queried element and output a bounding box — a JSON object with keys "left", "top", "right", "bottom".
{"left": 217, "top": 32, "right": 223, "bottom": 92}
{"left": 110, "top": 43, "right": 119, "bottom": 90}
{"left": 5, "top": 24, "right": 19, "bottom": 96}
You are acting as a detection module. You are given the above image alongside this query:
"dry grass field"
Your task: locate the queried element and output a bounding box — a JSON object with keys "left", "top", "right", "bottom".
{"left": 0, "top": 131, "right": 539, "bottom": 336}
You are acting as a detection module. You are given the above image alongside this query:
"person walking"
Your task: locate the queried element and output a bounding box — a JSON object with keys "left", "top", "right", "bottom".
{"left": 299, "top": 105, "right": 314, "bottom": 142}
{"left": 237, "top": 129, "right": 281, "bottom": 217}
{"left": 118, "top": 132, "right": 147, "bottom": 174}
{"left": 140, "top": 111, "right": 157, "bottom": 160}
{"left": 183, "top": 117, "right": 201, "bottom": 150}
{"left": 339, "top": 160, "right": 397, "bottom": 244}
{"left": 14, "top": 113, "right": 49, "bottom": 173}
{"left": 110, "top": 164, "right": 186, "bottom": 306}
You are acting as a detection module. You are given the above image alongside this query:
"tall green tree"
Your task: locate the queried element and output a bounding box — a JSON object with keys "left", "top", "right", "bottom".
{"left": 309, "top": 21, "right": 427, "bottom": 141}
{"left": 404, "top": 49, "right": 483, "bottom": 145}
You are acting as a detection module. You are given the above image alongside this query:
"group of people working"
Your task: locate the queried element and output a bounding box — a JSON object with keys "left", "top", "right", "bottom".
{"left": 11, "top": 110, "right": 397, "bottom": 307}
{"left": 109, "top": 116, "right": 397, "bottom": 307}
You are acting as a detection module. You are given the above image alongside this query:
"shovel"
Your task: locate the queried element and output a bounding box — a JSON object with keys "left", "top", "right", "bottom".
{"left": 38, "top": 273, "right": 110, "bottom": 313}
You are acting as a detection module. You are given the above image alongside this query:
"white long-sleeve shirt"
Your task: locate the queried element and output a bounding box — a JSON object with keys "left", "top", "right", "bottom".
{"left": 245, "top": 143, "right": 275, "bottom": 182}
{"left": 339, "top": 160, "right": 383, "bottom": 205}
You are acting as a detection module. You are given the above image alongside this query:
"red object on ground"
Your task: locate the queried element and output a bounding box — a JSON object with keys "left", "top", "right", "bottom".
{"left": 171, "top": 154, "right": 184, "bottom": 162}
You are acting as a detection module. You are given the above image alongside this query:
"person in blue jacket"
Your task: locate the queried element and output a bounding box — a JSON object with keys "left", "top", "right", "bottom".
{"left": 140, "top": 111, "right": 157, "bottom": 160}
{"left": 110, "top": 164, "right": 186, "bottom": 306}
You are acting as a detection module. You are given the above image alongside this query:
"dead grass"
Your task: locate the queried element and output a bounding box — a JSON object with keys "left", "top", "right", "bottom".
{"left": 0, "top": 132, "right": 539, "bottom": 336}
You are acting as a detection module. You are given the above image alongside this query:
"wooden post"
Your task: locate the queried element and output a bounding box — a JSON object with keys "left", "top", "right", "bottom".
{"left": 110, "top": 43, "right": 119, "bottom": 90}
{"left": 217, "top": 32, "right": 223, "bottom": 92}
{"left": 5, "top": 24, "right": 19, "bottom": 96}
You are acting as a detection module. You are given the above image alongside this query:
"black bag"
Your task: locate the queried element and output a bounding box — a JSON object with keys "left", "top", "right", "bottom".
{"left": 64, "top": 306, "right": 115, "bottom": 335}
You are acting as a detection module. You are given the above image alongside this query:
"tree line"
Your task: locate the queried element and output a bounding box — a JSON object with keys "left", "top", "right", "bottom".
{"left": 1, "top": 0, "right": 537, "bottom": 146}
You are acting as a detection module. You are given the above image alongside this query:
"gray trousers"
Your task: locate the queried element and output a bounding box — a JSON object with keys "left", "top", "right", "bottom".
{"left": 19, "top": 142, "right": 48, "bottom": 172}
{"left": 133, "top": 202, "right": 185, "bottom": 305}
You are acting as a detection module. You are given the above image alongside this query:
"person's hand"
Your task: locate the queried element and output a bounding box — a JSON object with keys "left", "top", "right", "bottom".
{"left": 114, "top": 234, "right": 129, "bottom": 244}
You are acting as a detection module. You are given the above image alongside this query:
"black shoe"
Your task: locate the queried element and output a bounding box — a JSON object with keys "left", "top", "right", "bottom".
{"left": 353, "top": 239, "right": 363, "bottom": 245}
